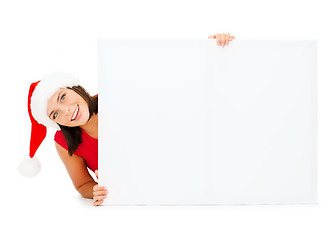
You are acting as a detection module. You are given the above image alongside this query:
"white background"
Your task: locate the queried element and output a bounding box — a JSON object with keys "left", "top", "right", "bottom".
{"left": 0, "top": 0, "right": 327, "bottom": 239}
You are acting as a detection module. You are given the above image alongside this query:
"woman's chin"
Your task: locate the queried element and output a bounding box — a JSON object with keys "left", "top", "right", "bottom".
{"left": 59, "top": 121, "right": 83, "bottom": 128}
{"left": 58, "top": 117, "right": 89, "bottom": 127}
{"left": 74, "top": 119, "right": 89, "bottom": 127}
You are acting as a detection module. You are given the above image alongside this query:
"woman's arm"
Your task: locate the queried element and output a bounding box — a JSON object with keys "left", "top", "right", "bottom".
{"left": 55, "top": 143, "right": 97, "bottom": 199}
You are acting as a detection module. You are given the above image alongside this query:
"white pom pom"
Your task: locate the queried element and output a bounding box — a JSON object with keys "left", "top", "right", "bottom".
{"left": 18, "top": 157, "right": 41, "bottom": 177}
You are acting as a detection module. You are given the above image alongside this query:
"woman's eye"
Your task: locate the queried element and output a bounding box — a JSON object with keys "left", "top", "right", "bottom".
{"left": 53, "top": 111, "right": 58, "bottom": 119}
{"left": 60, "top": 94, "right": 66, "bottom": 102}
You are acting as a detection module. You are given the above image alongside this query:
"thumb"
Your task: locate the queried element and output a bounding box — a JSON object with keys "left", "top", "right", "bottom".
{"left": 95, "top": 170, "right": 98, "bottom": 179}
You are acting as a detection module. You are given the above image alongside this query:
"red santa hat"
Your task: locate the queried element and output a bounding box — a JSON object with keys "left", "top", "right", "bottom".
{"left": 18, "top": 72, "right": 80, "bottom": 177}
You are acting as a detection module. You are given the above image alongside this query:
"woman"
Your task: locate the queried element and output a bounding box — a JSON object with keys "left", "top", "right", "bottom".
{"left": 20, "top": 33, "right": 235, "bottom": 206}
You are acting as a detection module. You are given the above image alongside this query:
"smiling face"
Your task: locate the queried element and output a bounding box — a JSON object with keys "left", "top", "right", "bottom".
{"left": 46, "top": 88, "right": 90, "bottom": 127}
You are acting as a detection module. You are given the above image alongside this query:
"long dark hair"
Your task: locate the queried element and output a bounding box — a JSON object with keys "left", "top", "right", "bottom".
{"left": 58, "top": 86, "right": 98, "bottom": 156}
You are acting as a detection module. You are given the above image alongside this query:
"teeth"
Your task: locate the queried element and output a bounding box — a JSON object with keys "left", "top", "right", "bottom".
{"left": 71, "top": 105, "right": 79, "bottom": 120}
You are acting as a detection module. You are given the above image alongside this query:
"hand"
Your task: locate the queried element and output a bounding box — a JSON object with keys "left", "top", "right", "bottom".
{"left": 93, "top": 170, "right": 108, "bottom": 206}
{"left": 208, "top": 33, "right": 235, "bottom": 47}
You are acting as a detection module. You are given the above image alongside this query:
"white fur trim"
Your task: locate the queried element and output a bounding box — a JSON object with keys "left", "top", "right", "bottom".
{"left": 30, "top": 72, "right": 80, "bottom": 129}
{"left": 18, "top": 156, "right": 41, "bottom": 177}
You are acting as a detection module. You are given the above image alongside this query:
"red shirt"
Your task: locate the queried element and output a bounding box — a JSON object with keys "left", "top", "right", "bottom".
{"left": 54, "top": 129, "right": 98, "bottom": 173}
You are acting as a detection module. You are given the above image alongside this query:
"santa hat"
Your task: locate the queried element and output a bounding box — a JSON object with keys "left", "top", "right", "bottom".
{"left": 18, "top": 72, "right": 80, "bottom": 177}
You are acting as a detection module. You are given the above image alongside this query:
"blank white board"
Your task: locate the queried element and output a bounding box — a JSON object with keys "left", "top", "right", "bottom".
{"left": 98, "top": 39, "right": 317, "bottom": 205}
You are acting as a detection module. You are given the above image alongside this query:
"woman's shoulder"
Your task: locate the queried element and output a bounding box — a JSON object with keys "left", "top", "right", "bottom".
{"left": 54, "top": 130, "right": 67, "bottom": 147}
{"left": 54, "top": 130, "right": 64, "bottom": 139}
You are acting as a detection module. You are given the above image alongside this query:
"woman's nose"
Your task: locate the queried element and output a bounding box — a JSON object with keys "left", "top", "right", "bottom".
{"left": 60, "top": 106, "right": 71, "bottom": 116}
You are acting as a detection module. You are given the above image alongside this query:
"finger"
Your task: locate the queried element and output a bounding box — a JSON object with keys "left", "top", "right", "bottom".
{"left": 223, "top": 33, "right": 229, "bottom": 47}
{"left": 93, "top": 184, "right": 106, "bottom": 192}
{"left": 93, "top": 195, "right": 104, "bottom": 202}
{"left": 214, "top": 34, "right": 221, "bottom": 46}
{"left": 93, "top": 184, "right": 99, "bottom": 191}
{"left": 218, "top": 33, "right": 224, "bottom": 46}
{"left": 225, "top": 33, "right": 230, "bottom": 45}
{"left": 221, "top": 33, "right": 227, "bottom": 46}
{"left": 93, "top": 194, "right": 107, "bottom": 202}
{"left": 93, "top": 199, "right": 103, "bottom": 206}
{"left": 93, "top": 190, "right": 108, "bottom": 196}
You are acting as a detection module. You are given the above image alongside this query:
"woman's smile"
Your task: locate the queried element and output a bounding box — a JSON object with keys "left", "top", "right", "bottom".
{"left": 71, "top": 105, "right": 80, "bottom": 121}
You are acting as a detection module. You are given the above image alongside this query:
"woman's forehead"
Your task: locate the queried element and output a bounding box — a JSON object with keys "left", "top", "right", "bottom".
{"left": 50, "top": 88, "right": 66, "bottom": 100}
{"left": 47, "top": 88, "right": 66, "bottom": 111}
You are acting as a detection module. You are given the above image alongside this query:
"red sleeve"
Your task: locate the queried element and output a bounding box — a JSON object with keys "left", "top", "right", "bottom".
{"left": 54, "top": 130, "right": 68, "bottom": 150}
{"left": 54, "top": 130, "right": 83, "bottom": 157}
